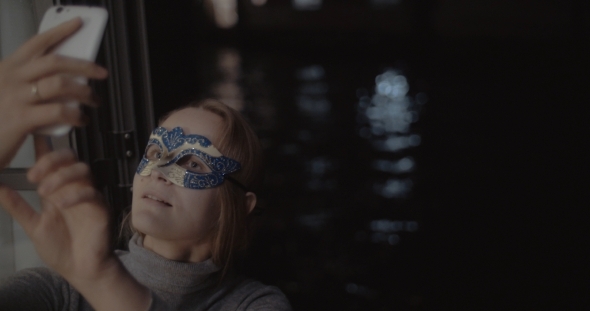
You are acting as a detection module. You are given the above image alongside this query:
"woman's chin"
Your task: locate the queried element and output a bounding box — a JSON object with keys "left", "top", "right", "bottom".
{"left": 131, "top": 213, "right": 168, "bottom": 238}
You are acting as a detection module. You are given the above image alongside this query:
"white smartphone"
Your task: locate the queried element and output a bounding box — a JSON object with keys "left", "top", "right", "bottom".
{"left": 36, "top": 6, "right": 108, "bottom": 136}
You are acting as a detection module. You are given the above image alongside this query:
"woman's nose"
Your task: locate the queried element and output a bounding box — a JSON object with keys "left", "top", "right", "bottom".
{"left": 150, "top": 167, "right": 172, "bottom": 184}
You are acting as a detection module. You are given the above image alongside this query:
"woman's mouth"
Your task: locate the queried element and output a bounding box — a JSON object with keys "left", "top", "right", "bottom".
{"left": 144, "top": 194, "right": 172, "bottom": 206}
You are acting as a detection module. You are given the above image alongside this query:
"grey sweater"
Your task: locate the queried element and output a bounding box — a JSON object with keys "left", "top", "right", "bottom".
{"left": 0, "top": 234, "right": 291, "bottom": 311}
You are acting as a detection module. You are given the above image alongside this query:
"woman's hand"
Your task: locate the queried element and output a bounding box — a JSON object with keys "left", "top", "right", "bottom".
{"left": 0, "top": 149, "right": 112, "bottom": 282}
{"left": 0, "top": 149, "right": 153, "bottom": 311}
{"left": 0, "top": 18, "right": 108, "bottom": 169}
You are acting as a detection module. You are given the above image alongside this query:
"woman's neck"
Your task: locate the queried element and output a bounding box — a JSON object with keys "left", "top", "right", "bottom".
{"left": 142, "top": 235, "right": 212, "bottom": 263}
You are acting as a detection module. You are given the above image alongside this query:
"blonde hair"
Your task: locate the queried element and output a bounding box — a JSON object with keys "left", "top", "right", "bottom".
{"left": 120, "top": 99, "right": 263, "bottom": 279}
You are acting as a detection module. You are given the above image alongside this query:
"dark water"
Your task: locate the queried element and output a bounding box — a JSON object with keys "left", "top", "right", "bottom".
{"left": 145, "top": 3, "right": 589, "bottom": 310}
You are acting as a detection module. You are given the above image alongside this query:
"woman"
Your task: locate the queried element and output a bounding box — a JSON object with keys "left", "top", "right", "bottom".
{"left": 0, "top": 18, "right": 290, "bottom": 311}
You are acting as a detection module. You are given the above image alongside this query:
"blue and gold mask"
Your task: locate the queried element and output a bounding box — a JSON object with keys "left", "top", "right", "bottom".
{"left": 136, "top": 127, "right": 241, "bottom": 190}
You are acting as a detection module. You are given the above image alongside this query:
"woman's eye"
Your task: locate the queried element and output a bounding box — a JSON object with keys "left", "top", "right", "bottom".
{"left": 177, "top": 155, "right": 210, "bottom": 173}
{"left": 145, "top": 145, "right": 163, "bottom": 160}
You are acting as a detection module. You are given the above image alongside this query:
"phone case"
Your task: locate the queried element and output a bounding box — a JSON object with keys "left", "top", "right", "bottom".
{"left": 36, "top": 6, "right": 108, "bottom": 136}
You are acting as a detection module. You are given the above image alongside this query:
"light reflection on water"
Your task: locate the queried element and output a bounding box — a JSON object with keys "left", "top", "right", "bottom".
{"left": 370, "top": 219, "right": 419, "bottom": 233}
{"left": 356, "top": 69, "right": 424, "bottom": 250}
{"left": 296, "top": 65, "right": 331, "bottom": 117}
{"left": 372, "top": 157, "right": 415, "bottom": 173}
{"left": 357, "top": 69, "right": 424, "bottom": 200}
{"left": 359, "top": 69, "right": 421, "bottom": 152}
{"left": 244, "top": 61, "right": 427, "bottom": 304}
{"left": 296, "top": 65, "right": 325, "bottom": 80}
{"left": 294, "top": 65, "right": 338, "bottom": 192}
{"left": 373, "top": 178, "right": 413, "bottom": 198}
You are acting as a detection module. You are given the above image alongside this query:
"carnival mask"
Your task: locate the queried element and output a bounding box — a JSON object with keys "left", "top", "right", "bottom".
{"left": 136, "top": 127, "right": 241, "bottom": 190}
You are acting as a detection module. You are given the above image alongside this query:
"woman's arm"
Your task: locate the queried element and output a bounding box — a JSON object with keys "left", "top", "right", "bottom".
{"left": 0, "top": 18, "right": 107, "bottom": 169}
{"left": 0, "top": 149, "right": 153, "bottom": 311}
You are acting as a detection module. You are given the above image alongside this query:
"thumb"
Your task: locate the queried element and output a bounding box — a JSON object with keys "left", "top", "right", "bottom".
{"left": 0, "top": 183, "right": 39, "bottom": 234}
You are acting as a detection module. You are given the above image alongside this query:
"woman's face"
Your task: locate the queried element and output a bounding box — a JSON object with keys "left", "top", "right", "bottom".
{"left": 131, "top": 107, "right": 224, "bottom": 246}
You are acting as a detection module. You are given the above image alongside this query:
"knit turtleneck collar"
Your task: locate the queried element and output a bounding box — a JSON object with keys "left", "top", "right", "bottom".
{"left": 117, "top": 233, "right": 221, "bottom": 296}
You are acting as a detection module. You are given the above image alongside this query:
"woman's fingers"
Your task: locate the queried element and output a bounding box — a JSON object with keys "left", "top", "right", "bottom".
{"left": 8, "top": 18, "right": 83, "bottom": 64}
{"left": 45, "top": 182, "right": 100, "bottom": 210}
{"left": 14, "top": 75, "right": 96, "bottom": 105}
{"left": 28, "top": 149, "right": 77, "bottom": 183}
{"left": 29, "top": 150, "right": 99, "bottom": 210}
{"left": 19, "top": 53, "right": 108, "bottom": 83}
{"left": 37, "top": 162, "right": 91, "bottom": 196}
{"left": 0, "top": 183, "right": 40, "bottom": 234}
{"left": 17, "top": 102, "right": 86, "bottom": 133}
{"left": 36, "top": 75, "right": 95, "bottom": 105}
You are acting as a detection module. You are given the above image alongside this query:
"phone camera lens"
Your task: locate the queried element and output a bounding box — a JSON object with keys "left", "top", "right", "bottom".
{"left": 56, "top": 7, "right": 63, "bottom": 13}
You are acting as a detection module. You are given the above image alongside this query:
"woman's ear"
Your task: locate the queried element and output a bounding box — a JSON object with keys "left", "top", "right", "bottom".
{"left": 245, "top": 192, "right": 257, "bottom": 215}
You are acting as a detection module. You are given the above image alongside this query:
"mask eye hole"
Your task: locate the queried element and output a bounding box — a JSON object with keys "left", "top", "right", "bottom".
{"left": 145, "top": 144, "right": 163, "bottom": 160}
{"left": 176, "top": 154, "right": 211, "bottom": 174}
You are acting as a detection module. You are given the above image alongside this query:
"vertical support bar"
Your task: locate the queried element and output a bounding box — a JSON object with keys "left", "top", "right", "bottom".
{"left": 65, "top": 0, "right": 154, "bottom": 236}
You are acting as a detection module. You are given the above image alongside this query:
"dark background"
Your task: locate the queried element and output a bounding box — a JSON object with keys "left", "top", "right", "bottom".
{"left": 142, "top": 0, "right": 589, "bottom": 309}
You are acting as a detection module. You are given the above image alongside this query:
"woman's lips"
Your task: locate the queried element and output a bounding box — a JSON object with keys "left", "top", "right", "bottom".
{"left": 144, "top": 194, "right": 172, "bottom": 206}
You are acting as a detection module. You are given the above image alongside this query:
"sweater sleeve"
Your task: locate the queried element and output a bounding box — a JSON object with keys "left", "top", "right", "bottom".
{"left": 0, "top": 267, "right": 75, "bottom": 311}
